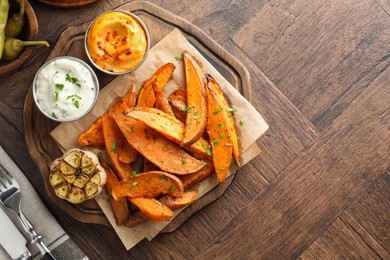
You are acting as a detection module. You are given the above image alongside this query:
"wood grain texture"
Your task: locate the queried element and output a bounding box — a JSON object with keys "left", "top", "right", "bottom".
{"left": 0, "top": 0, "right": 389, "bottom": 258}
{"left": 195, "top": 65, "right": 390, "bottom": 259}
{"left": 301, "top": 172, "right": 390, "bottom": 259}
{"left": 232, "top": 0, "right": 390, "bottom": 131}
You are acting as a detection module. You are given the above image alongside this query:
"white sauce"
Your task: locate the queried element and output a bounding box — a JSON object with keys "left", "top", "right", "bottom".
{"left": 34, "top": 58, "right": 97, "bottom": 121}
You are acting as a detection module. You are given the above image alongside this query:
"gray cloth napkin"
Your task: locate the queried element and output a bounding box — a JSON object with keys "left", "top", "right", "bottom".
{"left": 0, "top": 146, "right": 88, "bottom": 260}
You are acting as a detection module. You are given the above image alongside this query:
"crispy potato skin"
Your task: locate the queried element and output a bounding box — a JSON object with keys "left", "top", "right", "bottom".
{"left": 182, "top": 51, "right": 208, "bottom": 146}
{"left": 153, "top": 81, "right": 175, "bottom": 116}
{"left": 111, "top": 171, "right": 184, "bottom": 200}
{"left": 126, "top": 107, "right": 211, "bottom": 159}
{"left": 206, "top": 86, "right": 233, "bottom": 183}
{"left": 102, "top": 114, "right": 134, "bottom": 180}
{"left": 100, "top": 159, "right": 129, "bottom": 225}
{"left": 206, "top": 75, "right": 240, "bottom": 165}
{"left": 78, "top": 116, "right": 105, "bottom": 147}
{"left": 129, "top": 197, "right": 174, "bottom": 221}
{"left": 137, "top": 63, "right": 176, "bottom": 107}
{"left": 112, "top": 102, "right": 206, "bottom": 175}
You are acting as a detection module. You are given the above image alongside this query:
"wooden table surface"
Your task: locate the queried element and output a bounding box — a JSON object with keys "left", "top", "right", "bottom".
{"left": 1, "top": 0, "right": 389, "bottom": 259}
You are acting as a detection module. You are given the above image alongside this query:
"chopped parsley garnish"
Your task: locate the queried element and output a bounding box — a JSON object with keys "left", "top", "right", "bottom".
{"left": 218, "top": 123, "right": 224, "bottom": 129}
{"left": 211, "top": 140, "right": 220, "bottom": 146}
{"left": 239, "top": 118, "right": 244, "bottom": 126}
{"left": 51, "top": 112, "right": 57, "bottom": 118}
{"left": 170, "top": 186, "right": 175, "bottom": 192}
{"left": 181, "top": 106, "right": 191, "bottom": 112}
{"left": 219, "top": 133, "right": 225, "bottom": 138}
{"left": 228, "top": 107, "right": 237, "bottom": 114}
{"left": 203, "top": 144, "right": 212, "bottom": 156}
{"left": 213, "top": 108, "right": 223, "bottom": 115}
{"left": 181, "top": 157, "right": 188, "bottom": 165}
{"left": 110, "top": 141, "right": 118, "bottom": 152}
{"left": 66, "top": 94, "right": 82, "bottom": 109}
{"left": 161, "top": 175, "right": 169, "bottom": 181}
{"left": 194, "top": 111, "right": 200, "bottom": 122}
{"left": 187, "top": 119, "right": 192, "bottom": 125}
{"left": 55, "top": 84, "right": 64, "bottom": 102}
{"left": 174, "top": 55, "right": 182, "bottom": 61}
{"left": 130, "top": 182, "right": 138, "bottom": 189}
{"left": 66, "top": 73, "right": 81, "bottom": 87}
{"left": 163, "top": 143, "right": 170, "bottom": 150}
{"left": 132, "top": 171, "right": 137, "bottom": 177}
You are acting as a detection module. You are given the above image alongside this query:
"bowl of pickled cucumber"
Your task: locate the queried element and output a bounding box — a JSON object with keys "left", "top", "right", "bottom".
{"left": 0, "top": 0, "right": 49, "bottom": 75}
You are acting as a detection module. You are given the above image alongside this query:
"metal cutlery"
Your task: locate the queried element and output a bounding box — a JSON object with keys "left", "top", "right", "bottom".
{"left": 0, "top": 207, "right": 31, "bottom": 260}
{"left": 0, "top": 163, "right": 57, "bottom": 260}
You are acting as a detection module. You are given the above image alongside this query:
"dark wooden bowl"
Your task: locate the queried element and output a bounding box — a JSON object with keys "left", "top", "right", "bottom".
{"left": 0, "top": 0, "right": 38, "bottom": 75}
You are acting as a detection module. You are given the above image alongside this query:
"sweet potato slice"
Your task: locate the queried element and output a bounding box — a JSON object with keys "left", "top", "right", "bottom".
{"left": 111, "top": 102, "right": 206, "bottom": 174}
{"left": 182, "top": 51, "right": 208, "bottom": 145}
{"left": 126, "top": 107, "right": 211, "bottom": 159}
{"left": 169, "top": 99, "right": 187, "bottom": 123}
{"left": 153, "top": 81, "right": 175, "bottom": 117}
{"left": 100, "top": 158, "right": 129, "bottom": 225}
{"left": 179, "top": 159, "right": 215, "bottom": 189}
{"left": 168, "top": 88, "right": 187, "bottom": 104}
{"left": 102, "top": 114, "right": 133, "bottom": 180}
{"left": 206, "top": 87, "right": 233, "bottom": 183}
{"left": 78, "top": 83, "right": 138, "bottom": 148}
{"left": 128, "top": 197, "right": 174, "bottom": 221}
{"left": 137, "top": 63, "right": 176, "bottom": 107}
{"left": 78, "top": 117, "right": 104, "bottom": 147}
{"left": 121, "top": 82, "right": 138, "bottom": 108}
{"left": 143, "top": 158, "right": 159, "bottom": 172}
{"left": 111, "top": 171, "right": 184, "bottom": 200}
{"left": 124, "top": 190, "right": 198, "bottom": 227}
{"left": 206, "top": 75, "right": 240, "bottom": 165}
{"left": 159, "top": 190, "right": 198, "bottom": 210}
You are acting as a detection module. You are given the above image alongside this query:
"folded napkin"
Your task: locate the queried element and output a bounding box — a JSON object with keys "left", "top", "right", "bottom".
{"left": 0, "top": 146, "right": 88, "bottom": 260}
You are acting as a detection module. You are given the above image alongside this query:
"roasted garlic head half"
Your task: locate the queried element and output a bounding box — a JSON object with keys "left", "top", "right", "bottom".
{"left": 49, "top": 149, "right": 107, "bottom": 204}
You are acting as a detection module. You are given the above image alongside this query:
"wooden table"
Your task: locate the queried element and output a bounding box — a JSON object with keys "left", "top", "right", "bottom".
{"left": 1, "top": 0, "right": 389, "bottom": 259}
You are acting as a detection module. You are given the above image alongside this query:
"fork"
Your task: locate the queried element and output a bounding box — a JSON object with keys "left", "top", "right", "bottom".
{"left": 0, "top": 163, "right": 57, "bottom": 260}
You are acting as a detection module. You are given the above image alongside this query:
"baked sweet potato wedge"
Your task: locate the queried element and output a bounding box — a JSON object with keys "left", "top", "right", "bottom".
{"left": 124, "top": 190, "right": 198, "bottom": 227}
{"left": 137, "top": 63, "right": 176, "bottom": 108}
{"left": 78, "top": 83, "right": 138, "bottom": 148}
{"left": 159, "top": 190, "right": 198, "bottom": 210}
{"left": 129, "top": 197, "right": 174, "bottom": 221}
{"left": 153, "top": 81, "right": 175, "bottom": 117}
{"left": 121, "top": 82, "right": 138, "bottom": 108}
{"left": 111, "top": 171, "right": 184, "bottom": 200}
{"left": 78, "top": 116, "right": 105, "bottom": 147}
{"left": 206, "top": 87, "right": 233, "bottom": 183}
{"left": 206, "top": 75, "right": 240, "bottom": 165}
{"left": 179, "top": 159, "right": 215, "bottom": 189}
{"left": 169, "top": 99, "right": 187, "bottom": 123}
{"left": 111, "top": 102, "right": 206, "bottom": 174}
{"left": 182, "top": 51, "right": 208, "bottom": 146}
{"left": 102, "top": 114, "right": 134, "bottom": 180}
{"left": 125, "top": 107, "right": 211, "bottom": 159}
{"left": 100, "top": 158, "right": 129, "bottom": 225}
{"left": 168, "top": 88, "right": 187, "bottom": 104}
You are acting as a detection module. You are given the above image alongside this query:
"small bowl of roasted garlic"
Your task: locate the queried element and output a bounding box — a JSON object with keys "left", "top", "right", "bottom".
{"left": 84, "top": 10, "right": 150, "bottom": 75}
{"left": 0, "top": 0, "right": 49, "bottom": 74}
{"left": 32, "top": 56, "right": 99, "bottom": 122}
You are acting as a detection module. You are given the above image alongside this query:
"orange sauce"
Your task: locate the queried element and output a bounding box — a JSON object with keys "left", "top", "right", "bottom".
{"left": 86, "top": 12, "right": 148, "bottom": 73}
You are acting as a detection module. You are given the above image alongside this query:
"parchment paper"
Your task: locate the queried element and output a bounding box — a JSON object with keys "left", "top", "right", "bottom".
{"left": 51, "top": 28, "right": 268, "bottom": 250}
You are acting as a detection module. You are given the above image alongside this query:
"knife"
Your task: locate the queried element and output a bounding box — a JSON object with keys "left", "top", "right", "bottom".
{"left": 0, "top": 208, "right": 31, "bottom": 260}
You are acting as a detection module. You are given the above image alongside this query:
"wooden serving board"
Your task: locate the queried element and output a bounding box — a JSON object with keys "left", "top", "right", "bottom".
{"left": 23, "top": 1, "right": 251, "bottom": 232}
